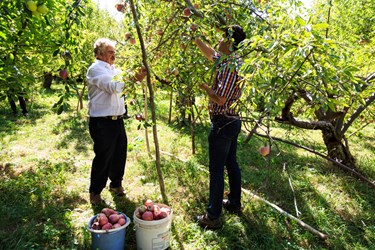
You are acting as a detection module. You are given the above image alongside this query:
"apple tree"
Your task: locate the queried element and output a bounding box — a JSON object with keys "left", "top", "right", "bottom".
{"left": 112, "top": 0, "right": 374, "bottom": 183}
{"left": 234, "top": 0, "right": 374, "bottom": 176}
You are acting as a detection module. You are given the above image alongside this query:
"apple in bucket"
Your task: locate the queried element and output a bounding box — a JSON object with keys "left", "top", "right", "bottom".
{"left": 90, "top": 208, "right": 127, "bottom": 231}
{"left": 135, "top": 199, "right": 171, "bottom": 221}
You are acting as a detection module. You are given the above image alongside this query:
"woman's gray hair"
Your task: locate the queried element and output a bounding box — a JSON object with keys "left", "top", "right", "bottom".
{"left": 93, "top": 38, "right": 116, "bottom": 57}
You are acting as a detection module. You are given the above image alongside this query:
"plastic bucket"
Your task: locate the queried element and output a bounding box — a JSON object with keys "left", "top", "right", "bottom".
{"left": 133, "top": 204, "right": 173, "bottom": 250}
{"left": 88, "top": 213, "right": 130, "bottom": 250}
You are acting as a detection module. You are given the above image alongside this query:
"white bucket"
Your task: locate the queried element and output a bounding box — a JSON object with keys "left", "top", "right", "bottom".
{"left": 133, "top": 204, "right": 173, "bottom": 250}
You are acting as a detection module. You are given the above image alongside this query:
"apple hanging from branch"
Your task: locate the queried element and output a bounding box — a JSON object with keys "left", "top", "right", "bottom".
{"left": 59, "top": 69, "right": 68, "bottom": 79}
{"left": 125, "top": 32, "right": 132, "bottom": 40}
{"left": 115, "top": 3, "right": 126, "bottom": 13}
{"left": 259, "top": 146, "right": 270, "bottom": 157}
{"left": 183, "top": 7, "right": 191, "bottom": 17}
{"left": 129, "top": 38, "right": 136, "bottom": 45}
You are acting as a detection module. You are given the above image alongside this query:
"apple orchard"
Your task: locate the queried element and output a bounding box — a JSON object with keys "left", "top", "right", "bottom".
{"left": 1, "top": 0, "right": 374, "bottom": 188}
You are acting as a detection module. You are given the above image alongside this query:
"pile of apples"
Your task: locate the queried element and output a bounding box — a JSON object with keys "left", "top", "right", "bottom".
{"left": 90, "top": 208, "right": 127, "bottom": 231}
{"left": 135, "top": 199, "right": 171, "bottom": 221}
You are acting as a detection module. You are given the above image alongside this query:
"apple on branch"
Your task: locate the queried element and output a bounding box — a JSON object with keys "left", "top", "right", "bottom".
{"left": 156, "top": 29, "right": 164, "bottom": 36}
{"left": 183, "top": 7, "right": 191, "bottom": 17}
{"left": 259, "top": 146, "right": 270, "bottom": 157}
{"left": 59, "top": 69, "right": 68, "bottom": 79}
{"left": 129, "top": 38, "right": 136, "bottom": 45}
{"left": 115, "top": 3, "right": 126, "bottom": 13}
{"left": 125, "top": 32, "right": 131, "bottom": 40}
{"left": 37, "top": 5, "right": 48, "bottom": 14}
{"left": 26, "top": 0, "right": 37, "bottom": 12}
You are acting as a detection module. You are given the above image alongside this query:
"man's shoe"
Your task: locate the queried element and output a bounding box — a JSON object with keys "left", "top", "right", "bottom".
{"left": 223, "top": 199, "right": 242, "bottom": 216}
{"left": 90, "top": 193, "right": 105, "bottom": 205}
{"left": 109, "top": 186, "right": 126, "bottom": 197}
{"left": 196, "top": 214, "right": 222, "bottom": 230}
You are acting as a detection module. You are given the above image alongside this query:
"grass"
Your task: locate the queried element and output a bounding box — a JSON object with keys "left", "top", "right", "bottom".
{"left": 0, "top": 85, "right": 374, "bottom": 249}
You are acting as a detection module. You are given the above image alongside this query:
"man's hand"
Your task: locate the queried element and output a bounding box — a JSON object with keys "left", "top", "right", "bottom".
{"left": 134, "top": 66, "right": 147, "bottom": 82}
{"left": 199, "top": 83, "right": 226, "bottom": 105}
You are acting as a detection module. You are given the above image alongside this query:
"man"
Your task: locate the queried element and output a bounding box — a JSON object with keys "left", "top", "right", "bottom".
{"left": 86, "top": 38, "right": 146, "bottom": 205}
{"left": 194, "top": 25, "right": 246, "bottom": 229}
{"left": 7, "top": 89, "right": 28, "bottom": 117}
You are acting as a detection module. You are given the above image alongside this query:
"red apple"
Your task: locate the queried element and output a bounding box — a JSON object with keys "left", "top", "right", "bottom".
{"left": 160, "top": 207, "right": 171, "bottom": 215}
{"left": 156, "top": 29, "right": 164, "bottom": 36}
{"left": 109, "top": 213, "right": 120, "bottom": 224}
{"left": 113, "top": 223, "right": 122, "bottom": 228}
{"left": 259, "top": 146, "right": 270, "bottom": 157}
{"left": 59, "top": 69, "right": 68, "bottom": 79}
{"left": 101, "top": 223, "right": 112, "bottom": 230}
{"left": 190, "top": 24, "right": 197, "bottom": 31}
{"left": 101, "top": 208, "right": 115, "bottom": 217}
{"left": 183, "top": 7, "right": 191, "bottom": 17}
{"left": 135, "top": 114, "right": 143, "bottom": 121}
{"left": 193, "top": 3, "right": 199, "bottom": 9}
{"left": 115, "top": 3, "right": 125, "bottom": 13}
{"left": 96, "top": 213, "right": 108, "bottom": 226}
{"left": 118, "top": 217, "right": 126, "bottom": 226}
{"left": 129, "top": 38, "right": 136, "bottom": 45}
{"left": 142, "top": 211, "right": 153, "bottom": 221}
{"left": 125, "top": 32, "right": 131, "bottom": 40}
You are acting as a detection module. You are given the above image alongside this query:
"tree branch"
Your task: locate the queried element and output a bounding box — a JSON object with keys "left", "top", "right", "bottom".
{"left": 254, "top": 132, "right": 375, "bottom": 189}
{"left": 276, "top": 93, "right": 336, "bottom": 132}
{"left": 342, "top": 91, "right": 375, "bottom": 134}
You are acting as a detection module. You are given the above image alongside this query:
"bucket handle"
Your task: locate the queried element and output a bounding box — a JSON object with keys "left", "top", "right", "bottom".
{"left": 133, "top": 222, "right": 139, "bottom": 231}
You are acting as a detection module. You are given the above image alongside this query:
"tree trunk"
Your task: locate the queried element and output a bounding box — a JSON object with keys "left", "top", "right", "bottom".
{"left": 321, "top": 130, "right": 356, "bottom": 168}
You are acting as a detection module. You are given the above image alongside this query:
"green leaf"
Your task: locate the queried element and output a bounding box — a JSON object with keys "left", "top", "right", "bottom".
{"left": 312, "top": 23, "right": 329, "bottom": 30}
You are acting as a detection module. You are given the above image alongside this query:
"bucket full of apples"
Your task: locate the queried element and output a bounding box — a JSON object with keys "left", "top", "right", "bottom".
{"left": 88, "top": 208, "right": 130, "bottom": 250}
{"left": 133, "top": 199, "right": 172, "bottom": 250}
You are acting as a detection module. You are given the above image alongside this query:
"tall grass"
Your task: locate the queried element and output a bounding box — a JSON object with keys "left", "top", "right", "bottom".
{"left": 0, "top": 85, "right": 374, "bottom": 249}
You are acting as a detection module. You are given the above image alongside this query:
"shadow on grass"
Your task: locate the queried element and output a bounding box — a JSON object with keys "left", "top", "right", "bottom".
{"left": 52, "top": 114, "right": 92, "bottom": 154}
{"left": 0, "top": 160, "right": 90, "bottom": 249}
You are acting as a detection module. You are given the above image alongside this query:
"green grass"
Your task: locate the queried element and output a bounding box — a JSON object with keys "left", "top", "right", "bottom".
{"left": 0, "top": 85, "right": 374, "bottom": 249}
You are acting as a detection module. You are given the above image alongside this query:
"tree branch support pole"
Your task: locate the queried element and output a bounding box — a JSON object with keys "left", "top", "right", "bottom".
{"left": 128, "top": 0, "right": 168, "bottom": 204}
{"left": 241, "top": 188, "right": 328, "bottom": 240}
{"left": 194, "top": 165, "right": 328, "bottom": 240}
